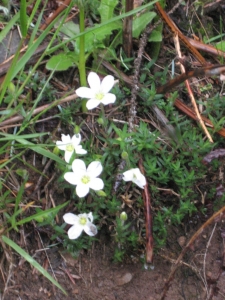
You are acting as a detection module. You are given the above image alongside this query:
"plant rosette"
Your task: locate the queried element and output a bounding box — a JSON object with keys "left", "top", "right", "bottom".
{"left": 76, "top": 72, "right": 116, "bottom": 109}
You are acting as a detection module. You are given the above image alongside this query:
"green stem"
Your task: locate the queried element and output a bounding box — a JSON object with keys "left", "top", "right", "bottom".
{"left": 78, "top": 3, "right": 88, "bottom": 112}
{"left": 100, "top": 103, "right": 108, "bottom": 127}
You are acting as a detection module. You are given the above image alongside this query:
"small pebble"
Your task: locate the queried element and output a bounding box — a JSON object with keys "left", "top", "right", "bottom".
{"left": 116, "top": 272, "right": 133, "bottom": 286}
{"left": 177, "top": 236, "right": 186, "bottom": 247}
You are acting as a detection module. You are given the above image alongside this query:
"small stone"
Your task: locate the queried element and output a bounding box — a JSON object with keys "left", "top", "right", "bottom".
{"left": 116, "top": 272, "right": 133, "bottom": 286}
{"left": 98, "top": 281, "right": 103, "bottom": 287}
{"left": 206, "top": 271, "right": 212, "bottom": 278}
{"left": 177, "top": 236, "right": 186, "bottom": 247}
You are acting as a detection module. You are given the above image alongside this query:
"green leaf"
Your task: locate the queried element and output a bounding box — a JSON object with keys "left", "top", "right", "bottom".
{"left": 0, "top": 132, "right": 48, "bottom": 141}
{"left": 98, "top": 0, "right": 119, "bottom": 23}
{"left": 48, "top": 0, "right": 160, "bottom": 54}
{"left": 16, "top": 138, "right": 65, "bottom": 165}
{"left": 133, "top": 12, "right": 156, "bottom": 38}
{"left": 46, "top": 53, "right": 74, "bottom": 71}
{"left": 0, "top": 12, "right": 20, "bottom": 43}
{"left": 16, "top": 201, "right": 69, "bottom": 225}
{"left": 59, "top": 20, "right": 80, "bottom": 38}
{"left": 20, "top": 0, "right": 28, "bottom": 37}
{"left": 76, "top": 21, "right": 122, "bottom": 54}
{"left": 148, "top": 29, "right": 162, "bottom": 42}
{"left": 215, "top": 41, "right": 225, "bottom": 52}
{"left": 1, "top": 236, "right": 67, "bottom": 295}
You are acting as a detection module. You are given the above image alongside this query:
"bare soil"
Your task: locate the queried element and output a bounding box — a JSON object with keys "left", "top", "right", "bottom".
{"left": 1, "top": 220, "right": 225, "bottom": 300}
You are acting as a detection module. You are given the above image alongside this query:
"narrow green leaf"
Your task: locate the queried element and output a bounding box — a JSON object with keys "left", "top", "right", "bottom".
{"left": 16, "top": 138, "right": 65, "bottom": 165}
{"left": 2, "top": 236, "right": 67, "bottom": 295}
{"left": 20, "top": 0, "right": 28, "bottom": 37}
{"left": 16, "top": 202, "right": 69, "bottom": 225}
{"left": 0, "top": 132, "right": 48, "bottom": 141}
{"left": 0, "top": 12, "right": 20, "bottom": 43}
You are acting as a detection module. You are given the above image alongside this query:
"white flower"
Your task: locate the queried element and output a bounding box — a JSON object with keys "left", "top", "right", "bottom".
{"left": 56, "top": 134, "right": 87, "bottom": 163}
{"left": 76, "top": 72, "right": 116, "bottom": 110}
{"left": 63, "top": 212, "right": 98, "bottom": 239}
{"left": 122, "top": 168, "right": 146, "bottom": 189}
{"left": 64, "top": 159, "right": 104, "bottom": 197}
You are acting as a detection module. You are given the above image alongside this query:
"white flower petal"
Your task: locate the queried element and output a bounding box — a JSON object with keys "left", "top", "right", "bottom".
{"left": 86, "top": 99, "right": 100, "bottom": 110}
{"left": 133, "top": 178, "right": 146, "bottom": 189}
{"left": 63, "top": 213, "right": 79, "bottom": 225}
{"left": 56, "top": 141, "right": 66, "bottom": 151}
{"left": 75, "top": 145, "right": 87, "bottom": 155}
{"left": 76, "top": 183, "right": 90, "bottom": 197}
{"left": 88, "top": 72, "right": 101, "bottom": 91}
{"left": 84, "top": 223, "right": 98, "bottom": 236}
{"left": 76, "top": 87, "right": 95, "bottom": 99}
{"left": 88, "top": 178, "right": 104, "bottom": 191}
{"left": 67, "top": 224, "right": 83, "bottom": 239}
{"left": 61, "top": 134, "right": 71, "bottom": 143}
{"left": 133, "top": 169, "right": 146, "bottom": 187}
{"left": 78, "top": 213, "right": 88, "bottom": 219}
{"left": 64, "top": 172, "right": 80, "bottom": 185}
{"left": 87, "top": 161, "right": 103, "bottom": 177}
{"left": 87, "top": 212, "right": 93, "bottom": 222}
{"left": 123, "top": 169, "right": 134, "bottom": 181}
{"left": 71, "top": 134, "right": 81, "bottom": 147}
{"left": 101, "top": 75, "right": 115, "bottom": 93}
{"left": 71, "top": 159, "right": 86, "bottom": 173}
{"left": 101, "top": 93, "right": 116, "bottom": 105}
{"left": 123, "top": 168, "right": 146, "bottom": 189}
{"left": 65, "top": 150, "right": 73, "bottom": 163}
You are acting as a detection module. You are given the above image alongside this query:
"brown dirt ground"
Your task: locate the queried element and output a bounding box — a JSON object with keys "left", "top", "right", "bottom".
{"left": 1, "top": 221, "right": 225, "bottom": 300}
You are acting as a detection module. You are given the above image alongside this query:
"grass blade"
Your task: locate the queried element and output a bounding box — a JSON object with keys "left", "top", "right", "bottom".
{"left": 1, "top": 235, "right": 67, "bottom": 295}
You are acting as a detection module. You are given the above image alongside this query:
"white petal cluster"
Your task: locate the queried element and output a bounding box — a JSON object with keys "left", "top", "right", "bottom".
{"left": 122, "top": 168, "right": 146, "bottom": 189}
{"left": 76, "top": 72, "right": 116, "bottom": 110}
{"left": 64, "top": 159, "right": 104, "bottom": 197}
{"left": 56, "top": 134, "right": 87, "bottom": 163}
{"left": 63, "top": 212, "right": 97, "bottom": 239}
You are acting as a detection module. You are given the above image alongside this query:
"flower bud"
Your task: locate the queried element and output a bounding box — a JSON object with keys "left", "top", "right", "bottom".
{"left": 96, "top": 190, "right": 107, "bottom": 197}
{"left": 8, "top": 82, "right": 16, "bottom": 94}
{"left": 121, "top": 151, "right": 128, "bottom": 160}
{"left": 97, "top": 117, "right": 104, "bottom": 125}
{"left": 74, "top": 125, "right": 80, "bottom": 135}
{"left": 120, "top": 212, "right": 128, "bottom": 221}
{"left": 53, "top": 146, "right": 60, "bottom": 155}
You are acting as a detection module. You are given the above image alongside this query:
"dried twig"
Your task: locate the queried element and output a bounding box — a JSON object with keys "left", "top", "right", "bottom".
{"left": 139, "top": 158, "right": 153, "bottom": 263}
{"left": 123, "top": 0, "right": 133, "bottom": 57}
{"left": 128, "top": 19, "right": 152, "bottom": 132}
{"left": 0, "top": 94, "right": 78, "bottom": 127}
{"left": 173, "top": 33, "right": 213, "bottom": 143}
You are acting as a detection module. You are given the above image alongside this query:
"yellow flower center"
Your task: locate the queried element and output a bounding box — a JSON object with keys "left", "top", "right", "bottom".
{"left": 66, "top": 144, "right": 74, "bottom": 152}
{"left": 81, "top": 175, "right": 90, "bottom": 184}
{"left": 95, "top": 92, "right": 104, "bottom": 100}
{"left": 79, "top": 216, "right": 87, "bottom": 225}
